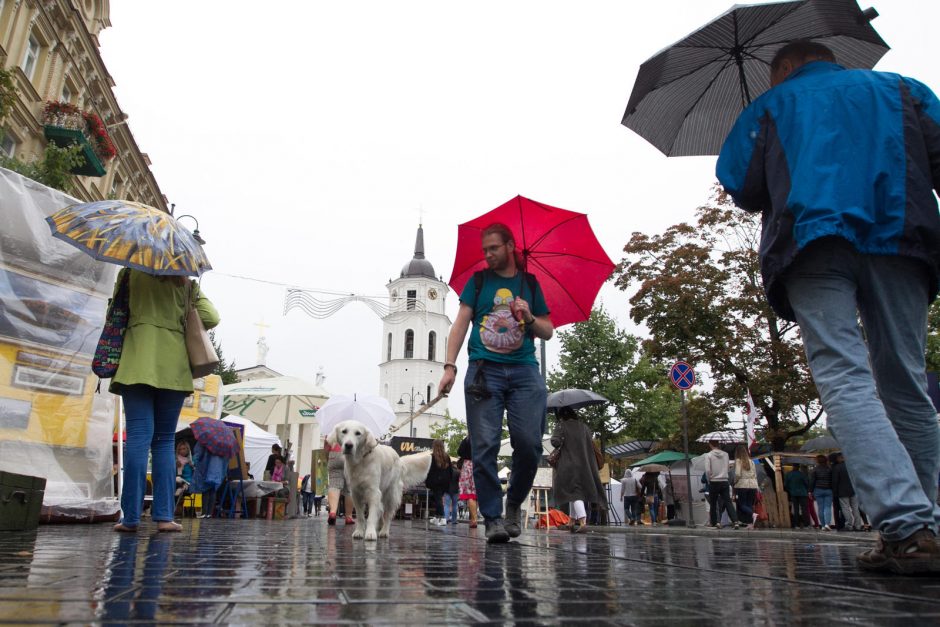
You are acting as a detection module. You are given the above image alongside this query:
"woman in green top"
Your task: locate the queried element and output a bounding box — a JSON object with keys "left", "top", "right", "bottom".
{"left": 112, "top": 269, "right": 220, "bottom": 532}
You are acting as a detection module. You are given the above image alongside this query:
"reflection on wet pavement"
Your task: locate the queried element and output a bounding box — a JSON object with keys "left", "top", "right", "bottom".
{"left": 0, "top": 519, "right": 938, "bottom": 624}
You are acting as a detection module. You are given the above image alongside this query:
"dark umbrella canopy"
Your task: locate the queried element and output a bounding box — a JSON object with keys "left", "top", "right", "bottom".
{"left": 622, "top": 0, "right": 889, "bottom": 156}
{"left": 546, "top": 388, "right": 609, "bottom": 410}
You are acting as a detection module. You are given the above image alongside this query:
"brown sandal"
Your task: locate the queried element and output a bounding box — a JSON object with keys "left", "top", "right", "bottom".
{"left": 113, "top": 523, "right": 138, "bottom": 533}
{"left": 157, "top": 521, "right": 182, "bottom": 533}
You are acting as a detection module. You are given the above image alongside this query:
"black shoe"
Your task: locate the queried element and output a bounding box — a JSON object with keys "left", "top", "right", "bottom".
{"left": 504, "top": 502, "right": 522, "bottom": 538}
{"left": 485, "top": 519, "right": 510, "bottom": 544}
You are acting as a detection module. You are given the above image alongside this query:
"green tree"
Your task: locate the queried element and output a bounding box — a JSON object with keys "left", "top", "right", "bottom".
{"left": 614, "top": 188, "right": 821, "bottom": 450}
{"left": 547, "top": 306, "right": 689, "bottom": 447}
{"left": 927, "top": 300, "right": 940, "bottom": 373}
{"left": 429, "top": 411, "right": 466, "bottom": 457}
{"left": 0, "top": 142, "right": 85, "bottom": 192}
{"left": 209, "top": 330, "right": 239, "bottom": 385}
{"left": 0, "top": 68, "right": 16, "bottom": 125}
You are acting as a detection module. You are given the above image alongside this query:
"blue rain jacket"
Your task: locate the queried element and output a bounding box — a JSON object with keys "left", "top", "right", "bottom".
{"left": 717, "top": 62, "right": 940, "bottom": 321}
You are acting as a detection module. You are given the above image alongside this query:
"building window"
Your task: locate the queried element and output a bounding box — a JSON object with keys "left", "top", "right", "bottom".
{"left": 404, "top": 329, "right": 414, "bottom": 359}
{"left": 1, "top": 134, "right": 15, "bottom": 158}
{"left": 386, "top": 333, "right": 392, "bottom": 362}
{"left": 61, "top": 84, "right": 71, "bottom": 103}
{"left": 406, "top": 290, "right": 416, "bottom": 311}
{"left": 22, "top": 35, "right": 40, "bottom": 80}
{"left": 426, "top": 384, "right": 432, "bottom": 401}
{"left": 427, "top": 331, "right": 436, "bottom": 361}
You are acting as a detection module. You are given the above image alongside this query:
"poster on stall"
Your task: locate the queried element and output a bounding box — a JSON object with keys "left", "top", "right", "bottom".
{"left": 0, "top": 168, "right": 119, "bottom": 520}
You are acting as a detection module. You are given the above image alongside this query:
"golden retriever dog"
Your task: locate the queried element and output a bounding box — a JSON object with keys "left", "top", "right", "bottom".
{"left": 332, "top": 420, "right": 432, "bottom": 541}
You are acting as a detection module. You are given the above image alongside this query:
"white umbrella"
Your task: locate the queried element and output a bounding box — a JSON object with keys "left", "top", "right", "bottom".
{"left": 221, "top": 376, "right": 330, "bottom": 426}
{"left": 498, "top": 434, "right": 554, "bottom": 457}
{"left": 316, "top": 394, "right": 396, "bottom": 437}
{"left": 696, "top": 430, "right": 743, "bottom": 444}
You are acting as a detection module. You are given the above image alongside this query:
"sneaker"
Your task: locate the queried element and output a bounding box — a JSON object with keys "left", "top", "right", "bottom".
{"left": 345, "top": 517, "right": 355, "bottom": 525}
{"left": 327, "top": 514, "right": 336, "bottom": 526}
{"left": 485, "top": 519, "right": 510, "bottom": 544}
{"left": 822, "top": 525, "right": 832, "bottom": 531}
{"left": 733, "top": 523, "right": 741, "bottom": 530}
{"left": 857, "top": 529, "right": 940, "bottom": 575}
{"left": 504, "top": 502, "right": 522, "bottom": 538}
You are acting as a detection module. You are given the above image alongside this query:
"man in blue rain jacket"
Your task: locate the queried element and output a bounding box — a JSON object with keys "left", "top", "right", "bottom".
{"left": 717, "top": 40, "right": 940, "bottom": 575}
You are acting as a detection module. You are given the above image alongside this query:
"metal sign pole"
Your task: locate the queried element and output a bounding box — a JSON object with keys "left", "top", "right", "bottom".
{"left": 681, "top": 388, "right": 694, "bottom": 528}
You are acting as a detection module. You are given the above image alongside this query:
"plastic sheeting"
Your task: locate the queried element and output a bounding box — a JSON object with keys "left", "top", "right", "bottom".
{"left": 0, "top": 167, "right": 119, "bottom": 520}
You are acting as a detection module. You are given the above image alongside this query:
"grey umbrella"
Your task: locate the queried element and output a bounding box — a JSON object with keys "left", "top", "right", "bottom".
{"left": 800, "top": 435, "right": 840, "bottom": 452}
{"left": 622, "top": 0, "right": 889, "bottom": 156}
{"left": 546, "top": 389, "right": 609, "bottom": 411}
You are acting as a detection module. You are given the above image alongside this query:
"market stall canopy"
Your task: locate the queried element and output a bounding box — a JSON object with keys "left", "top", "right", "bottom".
{"left": 606, "top": 440, "right": 656, "bottom": 459}
{"left": 630, "top": 450, "right": 693, "bottom": 467}
{"left": 221, "top": 376, "right": 329, "bottom": 426}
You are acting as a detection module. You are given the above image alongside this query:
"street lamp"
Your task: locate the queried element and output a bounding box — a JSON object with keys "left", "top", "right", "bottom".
{"left": 173, "top": 212, "right": 206, "bottom": 245}
{"left": 397, "top": 387, "right": 425, "bottom": 438}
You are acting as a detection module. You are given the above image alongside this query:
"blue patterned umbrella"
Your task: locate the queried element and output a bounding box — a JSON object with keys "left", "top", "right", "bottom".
{"left": 189, "top": 417, "right": 238, "bottom": 458}
{"left": 46, "top": 200, "right": 211, "bottom": 277}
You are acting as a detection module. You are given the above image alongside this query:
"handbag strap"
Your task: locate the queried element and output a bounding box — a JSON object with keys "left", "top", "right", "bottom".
{"left": 182, "top": 278, "right": 197, "bottom": 329}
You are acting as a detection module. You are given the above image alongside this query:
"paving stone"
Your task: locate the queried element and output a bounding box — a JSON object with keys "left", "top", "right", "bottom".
{"left": 0, "top": 518, "right": 937, "bottom": 625}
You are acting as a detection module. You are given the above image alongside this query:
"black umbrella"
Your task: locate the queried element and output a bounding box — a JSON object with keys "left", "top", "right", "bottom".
{"left": 622, "top": 0, "right": 889, "bottom": 156}
{"left": 546, "top": 388, "right": 609, "bottom": 411}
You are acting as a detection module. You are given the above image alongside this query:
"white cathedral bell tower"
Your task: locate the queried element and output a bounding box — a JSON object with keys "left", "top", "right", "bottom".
{"left": 379, "top": 225, "right": 451, "bottom": 438}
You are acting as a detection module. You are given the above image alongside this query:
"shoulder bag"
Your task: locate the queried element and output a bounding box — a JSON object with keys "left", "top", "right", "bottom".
{"left": 547, "top": 432, "right": 564, "bottom": 467}
{"left": 92, "top": 269, "right": 131, "bottom": 378}
{"left": 184, "top": 280, "right": 220, "bottom": 378}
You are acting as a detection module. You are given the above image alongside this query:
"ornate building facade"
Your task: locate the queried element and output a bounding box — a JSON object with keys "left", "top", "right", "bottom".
{"left": 380, "top": 226, "right": 451, "bottom": 438}
{"left": 0, "top": 0, "right": 164, "bottom": 208}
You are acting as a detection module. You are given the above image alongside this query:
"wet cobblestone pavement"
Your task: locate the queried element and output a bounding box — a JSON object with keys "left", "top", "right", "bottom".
{"left": 1, "top": 518, "right": 939, "bottom": 625}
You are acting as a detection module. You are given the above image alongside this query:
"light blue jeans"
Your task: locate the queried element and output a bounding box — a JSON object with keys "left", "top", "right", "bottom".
{"left": 465, "top": 360, "right": 546, "bottom": 521}
{"left": 120, "top": 385, "right": 188, "bottom": 527}
{"left": 814, "top": 488, "right": 834, "bottom": 527}
{"left": 442, "top": 492, "right": 460, "bottom": 523}
{"left": 784, "top": 240, "right": 940, "bottom": 541}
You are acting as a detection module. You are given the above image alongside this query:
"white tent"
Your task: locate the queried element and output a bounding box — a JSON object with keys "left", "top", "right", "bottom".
{"left": 498, "top": 435, "right": 554, "bottom": 457}
{"left": 221, "top": 416, "right": 282, "bottom": 479}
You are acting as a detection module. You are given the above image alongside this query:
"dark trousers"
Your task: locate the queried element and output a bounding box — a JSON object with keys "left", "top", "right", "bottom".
{"left": 302, "top": 492, "right": 314, "bottom": 514}
{"left": 431, "top": 490, "right": 445, "bottom": 517}
{"left": 623, "top": 496, "right": 639, "bottom": 521}
{"left": 736, "top": 488, "right": 757, "bottom": 522}
{"left": 707, "top": 481, "right": 738, "bottom": 525}
{"left": 790, "top": 495, "right": 811, "bottom": 527}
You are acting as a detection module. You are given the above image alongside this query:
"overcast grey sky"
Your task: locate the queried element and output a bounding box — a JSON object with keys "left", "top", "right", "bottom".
{"left": 98, "top": 1, "right": 940, "bottom": 421}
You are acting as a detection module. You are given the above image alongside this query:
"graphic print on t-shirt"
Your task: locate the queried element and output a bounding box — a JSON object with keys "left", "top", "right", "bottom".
{"left": 479, "top": 287, "right": 524, "bottom": 354}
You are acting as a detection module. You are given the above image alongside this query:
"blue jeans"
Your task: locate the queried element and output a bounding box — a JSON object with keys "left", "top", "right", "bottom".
{"left": 814, "top": 488, "right": 834, "bottom": 527}
{"left": 120, "top": 385, "right": 188, "bottom": 526}
{"left": 784, "top": 240, "right": 940, "bottom": 541}
{"left": 465, "top": 360, "right": 546, "bottom": 521}
{"left": 442, "top": 492, "right": 460, "bottom": 523}
{"left": 623, "top": 496, "right": 638, "bottom": 522}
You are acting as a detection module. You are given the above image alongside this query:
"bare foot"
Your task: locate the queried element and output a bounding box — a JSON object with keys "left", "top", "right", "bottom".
{"left": 157, "top": 521, "right": 182, "bottom": 532}
{"left": 113, "top": 523, "right": 137, "bottom": 532}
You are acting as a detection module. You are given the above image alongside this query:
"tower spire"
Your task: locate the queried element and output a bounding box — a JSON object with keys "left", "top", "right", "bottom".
{"left": 413, "top": 224, "right": 425, "bottom": 260}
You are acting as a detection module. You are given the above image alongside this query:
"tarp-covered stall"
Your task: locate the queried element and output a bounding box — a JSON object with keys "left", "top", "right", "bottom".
{"left": 0, "top": 168, "right": 119, "bottom": 521}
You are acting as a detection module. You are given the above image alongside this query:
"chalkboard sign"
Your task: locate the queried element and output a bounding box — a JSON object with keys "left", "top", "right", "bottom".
{"left": 388, "top": 436, "right": 434, "bottom": 456}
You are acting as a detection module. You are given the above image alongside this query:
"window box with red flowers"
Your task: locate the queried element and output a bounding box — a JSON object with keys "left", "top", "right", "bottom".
{"left": 41, "top": 101, "right": 116, "bottom": 177}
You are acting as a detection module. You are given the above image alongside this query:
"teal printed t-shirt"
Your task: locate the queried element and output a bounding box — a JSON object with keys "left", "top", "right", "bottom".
{"left": 460, "top": 271, "right": 549, "bottom": 365}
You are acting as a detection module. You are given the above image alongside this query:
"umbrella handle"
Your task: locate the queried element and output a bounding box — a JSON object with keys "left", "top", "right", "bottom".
{"left": 387, "top": 393, "right": 446, "bottom": 434}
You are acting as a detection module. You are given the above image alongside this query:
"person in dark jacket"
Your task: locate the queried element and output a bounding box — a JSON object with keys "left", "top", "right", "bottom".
{"left": 832, "top": 453, "right": 862, "bottom": 532}
{"left": 717, "top": 39, "right": 940, "bottom": 574}
{"left": 550, "top": 407, "right": 605, "bottom": 533}
{"left": 810, "top": 454, "right": 834, "bottom": 531}
{"left": 425, "top": 439, "right": 453, "bottom": 527}
{"left": 784, "top": 466, "right": 811, "bottom": 529}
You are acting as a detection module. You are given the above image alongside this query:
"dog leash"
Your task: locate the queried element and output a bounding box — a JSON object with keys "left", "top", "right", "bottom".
{"left": 387, "top": 392, "right": 446, "bottom": 434}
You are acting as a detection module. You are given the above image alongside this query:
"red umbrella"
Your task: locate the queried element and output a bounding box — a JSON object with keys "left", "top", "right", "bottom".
{"left": 448, "top": 196, "right": 614, "bottom": 327}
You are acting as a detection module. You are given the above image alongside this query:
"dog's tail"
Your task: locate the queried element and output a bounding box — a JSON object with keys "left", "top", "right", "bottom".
{"left": 400, "top": 451, "right": 433, "bottom": 488}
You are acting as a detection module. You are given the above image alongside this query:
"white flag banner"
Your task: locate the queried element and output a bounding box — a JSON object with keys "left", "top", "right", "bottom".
{"left": 745, "top": 389, "right": 759, "bottom": 451}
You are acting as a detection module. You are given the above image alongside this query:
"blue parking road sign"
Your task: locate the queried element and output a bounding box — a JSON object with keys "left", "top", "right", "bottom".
{"left": 670, "top": 361, "right": 695, "bottom": 390}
